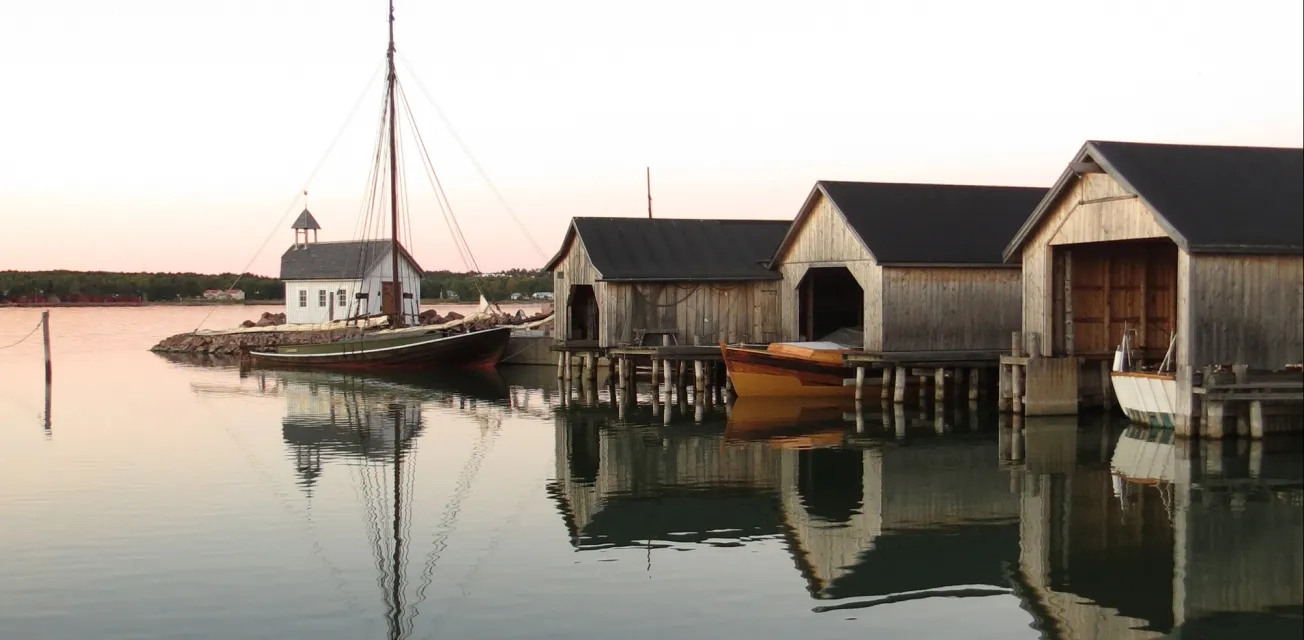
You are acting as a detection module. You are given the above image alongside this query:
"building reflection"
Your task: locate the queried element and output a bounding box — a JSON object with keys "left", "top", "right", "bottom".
{"left": 549, "top": 400, "right": 1304, "bottom": 637}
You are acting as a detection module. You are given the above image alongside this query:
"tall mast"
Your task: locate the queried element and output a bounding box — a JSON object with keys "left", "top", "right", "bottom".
{"left": 386, "top": 0, "right": 403, "bottom": 327}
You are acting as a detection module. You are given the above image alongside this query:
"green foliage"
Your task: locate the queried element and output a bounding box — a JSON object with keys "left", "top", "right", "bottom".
{"left": 420, "top": 269, "right": 553, "bottom": 302}
{"left": 0, "top": 269, "right": 553, "bottom": 303}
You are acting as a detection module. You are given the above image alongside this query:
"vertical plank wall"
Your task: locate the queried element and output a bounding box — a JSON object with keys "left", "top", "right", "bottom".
{"left": 1182, "top": 254, "right": 1304, "bottom": 369}
{"left": 772, "top": 191, "right": 883, "bottom": 350}
{"left": 880, "top": 267, "right": 1022, "bottom": 351}
{"left": 601, "top": 280, "right": 781, "bottom": 346}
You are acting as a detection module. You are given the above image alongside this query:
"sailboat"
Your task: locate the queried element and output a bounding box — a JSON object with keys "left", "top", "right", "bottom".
{"left": 247, "top": 0, "right": 512, "bottom": 371}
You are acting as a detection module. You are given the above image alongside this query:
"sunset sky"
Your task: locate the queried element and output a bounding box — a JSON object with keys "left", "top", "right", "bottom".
{"left": 1, "top": 0, "right": 1301, "bottom": 277}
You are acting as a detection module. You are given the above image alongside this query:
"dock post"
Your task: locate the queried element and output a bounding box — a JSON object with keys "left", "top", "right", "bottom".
{"left": 854, "top": 366, "right": 865, "bottom": 401}
{"left": 968, "top": 368, "right": 981, "bottom": 401}
{"left": 1204, "top": 401, "right": 1225, "bottom": 439}
{"left": 880, "top": 367, "right": 892, "bottom": 400}
{"left": 694, "top": 360, "right": 705, "bottom": 397}
{"left": 42, "top": 310, "right": 52, "bottom": 384}
{"left": 893, "top": 366, "right": 907, "bottom": 404}
{"left": 855, "top": 401, "right": 865, "bottom": 433}
{"left": 617, "top": 356, "right": 626, "bottom": 391}
{"left": 1249, "top": 400, "right": 1265, "bottom": 440}
{"left": 1012, "top": 364, "right": 1024, "bottom": 415}
{"left": 894, "top": 405, "right": 907, "bottom": 439}
{"left": 557, "top": 351, "right": 566, "bottom": 379}
{"left": 998, "top": 364, "right": 1011, "bottom": 412}
{"left": 934, "top": 368, "right": 946, "bottom": 404}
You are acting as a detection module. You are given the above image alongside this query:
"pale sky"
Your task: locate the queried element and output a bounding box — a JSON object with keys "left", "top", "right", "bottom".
{"left": 1, "top": 0, "right": 1301, "bottom": 276}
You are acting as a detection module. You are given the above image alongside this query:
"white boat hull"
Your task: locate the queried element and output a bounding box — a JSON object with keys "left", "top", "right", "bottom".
{"left": 1110, "top": 371, "right": 1180, "bottom": 429}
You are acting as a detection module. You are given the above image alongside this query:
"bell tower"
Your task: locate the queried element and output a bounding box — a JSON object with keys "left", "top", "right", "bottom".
{"left": 291, "top": 191, "right": 322, "bottom": 249}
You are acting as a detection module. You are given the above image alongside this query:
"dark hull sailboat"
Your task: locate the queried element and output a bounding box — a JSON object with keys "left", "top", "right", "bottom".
{"left": 248, "top": 325, "right": 512, "bottom": 371}
{"left": 241, "top": 0, "right": 524, "bottom": 374}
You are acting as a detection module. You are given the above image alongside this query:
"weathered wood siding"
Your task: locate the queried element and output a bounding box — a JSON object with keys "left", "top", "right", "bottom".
{"left": 549, "top": 234, "right": 603, "bottom": 339}
{"left": 880, "top": 267, "right": 1022, "bottom": 352}
{"left": 1021, "top": 172, "right": 1171, "bottom": 355}
{"left": 1181, "top": 254, "right": 1304, "bottom": 369}
{"left": 601, "top": 280, "right": 782, "bottom": 346}
{"left": 773, "top": 191, "right": 883, "bottom": 349}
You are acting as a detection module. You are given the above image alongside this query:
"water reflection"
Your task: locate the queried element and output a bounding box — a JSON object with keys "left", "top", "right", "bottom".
{"left": 223, "top": 368, "right": 520, "bottom": 640}
{"left": 550, "top": 400, "right": 1303, "bottom": 637}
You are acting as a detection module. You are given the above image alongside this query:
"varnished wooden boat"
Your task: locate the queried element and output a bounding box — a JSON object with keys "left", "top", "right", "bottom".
{"left": 720, "top": 341, "right": 871, "bottom": 398}
{"left": 247, "top": 326, "right": 512, "bottom": 371}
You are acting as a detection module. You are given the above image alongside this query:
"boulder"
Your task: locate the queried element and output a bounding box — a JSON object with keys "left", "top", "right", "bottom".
{"left": 444, "top": 311, "right": 464, "bottom": 321}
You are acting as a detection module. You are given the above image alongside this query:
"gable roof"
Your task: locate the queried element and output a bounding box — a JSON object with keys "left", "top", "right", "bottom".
{"left": 770, "top": 181, "right": 1048, "bottom": 267}
{"left": 291, "top": 209, "right": 322, "bottom": 230}
{"left": 542, "top": 217, "right": 789, "bottom": 282}
{"left": 1003, "top": 140, "right": 1304, "bottom": 261}
{"left": 280, "top": 240, "right": 423, "bottom": 281}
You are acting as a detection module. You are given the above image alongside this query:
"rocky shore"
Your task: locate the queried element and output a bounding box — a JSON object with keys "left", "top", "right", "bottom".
{"left": 150, "top": 326, "right": 366, "bottom": 356}
{"left": 149, "top": 309, "right": 554, "bottom": 356}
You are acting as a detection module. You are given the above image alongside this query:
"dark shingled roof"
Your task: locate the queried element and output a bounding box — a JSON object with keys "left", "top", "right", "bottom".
{"left": 291, "top": 209, "right": 322, "bottom": 230}
{"left": 542, "top": 218, "right": 789, "bottom": 281}
{"left": 1004, "top": 140, "right": 1304, "bottom": 261}
{"left": 772, "top": 181, "right": 1048, "bottom": 266}
{"left": 280, "top": 240, "right": 422, "bottom": 281}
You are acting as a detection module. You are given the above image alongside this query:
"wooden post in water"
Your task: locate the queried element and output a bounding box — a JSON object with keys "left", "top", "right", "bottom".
{"left": 934, "top": 368, "right": 947, "bottom": 403}
{"left": 880, "top": 367, "right": 892, "bottom": 400}
{"left": 893, "top": 366, "right": 907, "bottom": 404}
{"left": 854, "top": 366, "right": 865, "bottom": 401}
{"left": 42, "top": 310, "right": 52, "bottom": 383}
{"left": 968, "top": 368, "right": 981, "bottom": 401}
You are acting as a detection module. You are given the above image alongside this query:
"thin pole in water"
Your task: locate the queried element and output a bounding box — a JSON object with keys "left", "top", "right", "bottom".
{"left": 646, "top": 167, "right": 653, "bottom": 218}
{"left": 43, "top": 310, "right": 52, "bottom": 433}
{"left": 42, "top": 310, "right": 51, "bottom": 383}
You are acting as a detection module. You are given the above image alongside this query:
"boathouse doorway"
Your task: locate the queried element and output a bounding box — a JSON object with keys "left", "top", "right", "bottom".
{"left": 568, "top": 284, "right": 599, "bottom": 342}
{"left": 1051, "top": 239, "right": 1178, "bottom": 361}
{"left": 798, "top": 267, "right": 864, "bottom": 343}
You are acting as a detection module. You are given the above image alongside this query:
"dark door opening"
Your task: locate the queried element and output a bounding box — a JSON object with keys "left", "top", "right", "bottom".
{"left": 568, "top": 284, "right": 599, "bottom": 341}
{"left": 798, "top": 267, "right": 865, "bottom": 342}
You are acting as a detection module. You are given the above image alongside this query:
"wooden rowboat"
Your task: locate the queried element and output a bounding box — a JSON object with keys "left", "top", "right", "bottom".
{"left": 720, "top": 341, "right": 872, "bottom": 398}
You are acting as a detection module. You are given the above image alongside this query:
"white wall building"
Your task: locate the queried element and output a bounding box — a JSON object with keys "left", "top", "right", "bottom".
{"left": 280, "top": 209, "right": 423, "bottom": 325}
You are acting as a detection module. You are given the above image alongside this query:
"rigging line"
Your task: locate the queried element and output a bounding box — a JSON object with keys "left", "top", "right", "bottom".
{"left": 351, "top": 80, "right": 396, "bottom": 286}
{"left": 396, "top": 51, "right": 547, "bottom": 261}
{"left": 395, "top": 82, "right": 477, "bottom": 274}
{"left": 0, "top": 317, "right": 42, "bottom": 350}
{"left": 193, "top": 58, "right": 386, "bottom": 333}
{"left": 393, "top": 79, "right": 472, "bottom": 273}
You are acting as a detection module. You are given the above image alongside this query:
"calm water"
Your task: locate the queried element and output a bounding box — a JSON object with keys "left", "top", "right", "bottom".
{"left": 1, "top": 307, "right": 1301, "bottom": 640}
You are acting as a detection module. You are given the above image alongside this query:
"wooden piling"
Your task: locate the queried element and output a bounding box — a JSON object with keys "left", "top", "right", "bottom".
{"left": 968, "top": 368, "right": 981, "bottom": 400}
{"left": 893, "top": 366, "right": 907, "bottom": 404}
{"left": 1012, "top": 364, "right": 1024, "bottom": 415}
{"left": 934, "top": 367, "right": 946, "bottom": 403}
{"left": 694, "top": 360, "right": 705, "bottom": 396}
{"left": 854, "top": 366, "right": 865, "bottom": 401}
{"left": 42, "top": 310, "right": 52, "bottom": 383}
{"left": 557, "top": 352, "right": 566, "bottom": 379}
{"left": 1205, "top": 401, "right": 1225, "bottom": 439}
{"left": 998, "top": 363, "right": 1011, "bottom": 412}
{"left": 1250, "top": 400, "right": 1265, "bottom": 439}
{"left": 855, "top": 401, "right": 865, "bottom": 433}
{"left": 880, "top": 367, "right": 892, "bottom": 400}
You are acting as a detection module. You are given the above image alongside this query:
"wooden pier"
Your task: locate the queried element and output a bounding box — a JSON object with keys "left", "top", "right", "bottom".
{"left": 842, "top": 349, "right": 1003, "bottom": 406}
{"left": 1195, "top": 367, "right": 1304, "bottom": 439}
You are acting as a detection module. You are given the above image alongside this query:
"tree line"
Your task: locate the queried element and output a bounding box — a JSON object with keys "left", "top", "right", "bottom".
{"left": 0, "top": 269, "right": 553, "bottom": 303}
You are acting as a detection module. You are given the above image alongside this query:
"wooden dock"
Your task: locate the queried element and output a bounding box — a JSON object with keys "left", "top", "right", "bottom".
{"left": 842, "top": 349, "right": 1004, "bottom": 405}
{"left": 1195, "top": 367, "right": 1303, "bottom": 439}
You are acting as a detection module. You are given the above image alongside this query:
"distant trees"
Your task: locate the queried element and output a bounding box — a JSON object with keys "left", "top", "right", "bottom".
{"left": 0, "top": 269, "right": 553, "bottom": 303}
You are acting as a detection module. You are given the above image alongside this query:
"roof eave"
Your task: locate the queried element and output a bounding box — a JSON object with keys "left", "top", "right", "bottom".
{"left": 1084, "top": 141, "right": 1191, "bottom": 252}
{"left": 766, "top": 183, "right": 825, "bottom": 268}
{"left": 1186, "top": 244, "right": 1304, "bottom": 256}
{"left": 542, "top": 221, "right": 578, "bottom": 272}
{"left": 877, "top": 262, "right": 1022, "bottom": 269}
{"left": 598, "top": 274, "right": 784, "bottom": 283}
{"left": 1002, "top": 142, "right": 1093, "bottom": 264}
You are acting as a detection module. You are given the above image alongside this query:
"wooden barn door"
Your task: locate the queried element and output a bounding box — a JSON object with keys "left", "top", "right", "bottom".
{"left": 1065, "top": 241, "right": 1177, "bottom": 359}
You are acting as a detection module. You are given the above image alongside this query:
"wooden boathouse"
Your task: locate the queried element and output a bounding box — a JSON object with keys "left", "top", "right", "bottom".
{"left": 1001, "top": 140, "right": 1304, "bottom": 433}
{"left": 543, "top": 217, "right": 789, "bottom": 383}
{"left": 767, "top": 180, "right": 1047, "bottom": 402}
